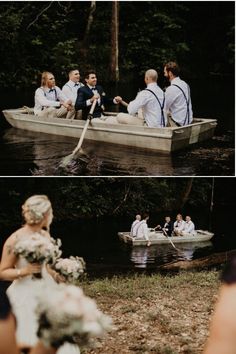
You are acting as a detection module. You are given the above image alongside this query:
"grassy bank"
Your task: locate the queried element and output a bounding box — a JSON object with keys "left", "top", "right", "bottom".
{"left": 80, "top": 271, "right": 221, "bottom": 354}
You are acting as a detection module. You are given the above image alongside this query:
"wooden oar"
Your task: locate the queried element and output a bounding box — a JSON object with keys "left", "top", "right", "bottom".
{"left": 60, "top": 99, "right": 97, "bottom": 167}
{"left": 162, "top": 228, "right": 178, "bottom": 250}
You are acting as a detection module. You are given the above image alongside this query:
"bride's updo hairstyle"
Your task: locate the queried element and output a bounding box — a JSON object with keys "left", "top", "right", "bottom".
{"left": 22, "top": 195, "right": 52, "bottom": 226}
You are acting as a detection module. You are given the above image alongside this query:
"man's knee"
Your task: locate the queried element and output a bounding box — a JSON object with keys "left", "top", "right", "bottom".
{"left": 116, "top": 113, "right": 144, "bottom": 126}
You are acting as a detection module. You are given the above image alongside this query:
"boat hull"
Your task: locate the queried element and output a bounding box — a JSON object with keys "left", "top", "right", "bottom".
{"left": 118, "top": 230, "right": 214, "bottom": 246}
{"left": 2, "top": 109, "right": 217, "bottom": 152}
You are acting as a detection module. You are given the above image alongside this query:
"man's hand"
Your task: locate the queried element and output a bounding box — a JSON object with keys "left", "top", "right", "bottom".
{"left": 90, "top": 94, "right": 100, "bottom": 103}
{"left": 62, "top": 100, "right": 73, "bottom": 111}
{"left": 114, "top": 96, "right": 122, "bottom": 103}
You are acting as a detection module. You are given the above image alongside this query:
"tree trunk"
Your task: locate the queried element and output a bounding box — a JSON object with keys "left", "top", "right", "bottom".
{"left": 80, "top": 1, "right": 96, "bottom": 61}
{"left": 110, "top": 1, "right": 119, "bottom": 82}
{"left": 178, "top": 178, "right": 193, "bottom": 209}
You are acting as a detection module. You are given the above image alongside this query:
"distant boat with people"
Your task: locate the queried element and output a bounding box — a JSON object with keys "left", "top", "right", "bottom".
{"left": 118, "top": 229, "right": 214, "bottom": 246}
{"left": 2, "top": 108, "right": 217, "bottom": 152}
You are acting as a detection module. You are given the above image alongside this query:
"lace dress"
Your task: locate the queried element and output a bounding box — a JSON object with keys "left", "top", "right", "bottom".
{"left": 7, "top": 257, "right": 80, "bottom": 354}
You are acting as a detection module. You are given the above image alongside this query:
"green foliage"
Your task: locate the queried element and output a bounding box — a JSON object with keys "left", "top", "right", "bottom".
{"left": 0, "top": 2, "right": 233, "bottom": 88}
{"left": 0, "top": 178, "right": 214, "bottom": 226}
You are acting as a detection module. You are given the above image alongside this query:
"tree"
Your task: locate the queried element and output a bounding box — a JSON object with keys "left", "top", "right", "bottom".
{"left": 110, "top": 1, "right": 119, "bottom": 82}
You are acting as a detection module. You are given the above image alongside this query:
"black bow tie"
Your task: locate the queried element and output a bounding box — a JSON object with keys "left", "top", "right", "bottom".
{"left": 91, "top": 87, "right": 96, "bottom": 90}
{"left": 49, "top": 88, "right": 55, "bottom": 93}
{"left": 74, "top": 83, "right": 79, "bottom": 87}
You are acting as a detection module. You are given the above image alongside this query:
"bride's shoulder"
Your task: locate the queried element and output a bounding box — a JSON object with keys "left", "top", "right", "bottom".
{"left": 4, "top": 227, "right": 25, "bottom": 246}
{"left": 40, "top": 229, "right": 51, "bottom": 239}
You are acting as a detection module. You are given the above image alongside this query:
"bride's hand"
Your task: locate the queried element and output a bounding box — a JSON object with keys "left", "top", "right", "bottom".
{"left": 24, "top": 263, "right": 42, "bottom": 276}
{"left": 54, "top": 272, "right": 66, "bottom": 283}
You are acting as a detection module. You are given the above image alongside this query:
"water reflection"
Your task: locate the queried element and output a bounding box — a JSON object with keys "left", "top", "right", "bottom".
{"left": 130, "top": 241, "right": 213, "bottom": 269}
{"left": 1, "top": 127, "right": 234, "bottom": 176}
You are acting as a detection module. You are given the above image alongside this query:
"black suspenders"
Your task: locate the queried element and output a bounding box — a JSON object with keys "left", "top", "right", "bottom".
{"left": 41, "top": 87, "right": 58, "bottom": 101}
{"left": 145, "top": 89, "right": 165, "bottom": 127}
{"left": 172, "top": 84, "right": 190, "bottom": 125}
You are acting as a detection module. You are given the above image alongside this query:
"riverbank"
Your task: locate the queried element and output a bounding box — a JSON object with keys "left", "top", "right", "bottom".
{"left": 81, "top": 270, "right": 221, "bottom": 354}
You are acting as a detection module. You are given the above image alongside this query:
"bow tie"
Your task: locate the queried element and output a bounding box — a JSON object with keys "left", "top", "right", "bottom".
{"left": 49, "top": 88, "right": 55, "bottom": 93}
{"left": 74, "top": 83, "right": 79, "bottom": 87}
{"left": 91, "top": 87, "right": 96, "bottom": 90}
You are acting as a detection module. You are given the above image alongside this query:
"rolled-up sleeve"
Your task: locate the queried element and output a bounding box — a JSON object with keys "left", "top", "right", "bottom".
{"left": 128, "top": 92, "right": 148, "bottom": 115}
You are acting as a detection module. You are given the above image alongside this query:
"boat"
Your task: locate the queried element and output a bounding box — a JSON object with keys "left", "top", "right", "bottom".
{"left": 2, "top": 108, "right": 217, "bottom": 152}
{"left": 118, "top": 230, "right": 214, "bottom": 246}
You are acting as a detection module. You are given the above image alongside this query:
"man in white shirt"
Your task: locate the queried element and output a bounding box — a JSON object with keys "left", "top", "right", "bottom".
{"left": 135, "top": 213, "right": 151, "bottom": 246}
{"left": 164, "top": 62, "right": 193, "bottom": 126}
{"left": 62, "top": 69, "right": 84, "bottom": 119}
{"left": 181, "top": 216, "right": 195, "bottom": 236}
{"left": 130, "top": 214, "right": 141, "bottom": 237}
{"left": 34, "top": 71, "right": 73, "bottom": 119}
{"left": 173, "top": 213, "right": 186, "bottom": 236}
{"left": 117, "top": 69, "right": 166, "bottom": 127}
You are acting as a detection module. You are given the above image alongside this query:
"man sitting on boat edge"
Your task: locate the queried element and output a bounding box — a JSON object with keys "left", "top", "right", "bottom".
{"left": 62, "top": 68, "right": 84, "bottom": 120}
{"left": 130, "top": 214, "right": 141, "bottom": 237}
{"left": 173, "top": 213, "right": 186, "bottom": 236}
{"left": 116, "top": 69, "right": 167, "bottom": 128}
{"left": 164, "top": 61, "right": 193, "bottom": 127}
{"left": 34, "top": 71, "right": 74, "bottom": 119}
{"left": 180, "top": 215, "right": 195, "bottom": 236}
{"left": 135, "top": 213, "right": 151, "bottom": 247}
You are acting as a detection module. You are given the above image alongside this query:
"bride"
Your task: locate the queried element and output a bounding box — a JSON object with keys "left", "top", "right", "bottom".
{"left": 0, "top": 195, "right": 80, "bottom": 354}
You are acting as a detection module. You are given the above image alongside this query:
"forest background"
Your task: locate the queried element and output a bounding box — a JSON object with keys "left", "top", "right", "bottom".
{"left": 0, "top": 1, "right": 234, "bottom": 89}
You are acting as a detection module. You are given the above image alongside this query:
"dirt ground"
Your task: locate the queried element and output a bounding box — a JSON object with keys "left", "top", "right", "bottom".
{"left": 81, "top": 271, "right": 220, "bottom": 354}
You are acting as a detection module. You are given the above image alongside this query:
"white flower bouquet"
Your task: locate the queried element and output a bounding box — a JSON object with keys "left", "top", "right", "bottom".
{"left": 53, "top": 256, "right": 86, "bottom": 284}
{"left": 36, "top": 284, "right": 112, "bottom": 349}
{"left": 13, "top": 233, "right": 62, "bottom": 274}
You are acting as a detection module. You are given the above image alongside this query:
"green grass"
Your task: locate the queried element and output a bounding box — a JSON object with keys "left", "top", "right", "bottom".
{"left": 80, "top": 271, "right": 219, "bottom": 300}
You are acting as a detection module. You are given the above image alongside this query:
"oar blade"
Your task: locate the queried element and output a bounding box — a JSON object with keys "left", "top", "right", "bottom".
{"left": 59, "top": 153, "right": 75, "bottom": 168}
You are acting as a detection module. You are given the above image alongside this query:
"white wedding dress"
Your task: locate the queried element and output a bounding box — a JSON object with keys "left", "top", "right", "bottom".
{"left": 7, "top": 257, "right": 80, "bottom": 354}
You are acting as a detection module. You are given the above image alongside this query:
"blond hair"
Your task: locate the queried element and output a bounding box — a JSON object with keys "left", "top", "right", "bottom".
{"left": 41, "top": 71, "right": 53, "bottom": 87}
{"left": 22, "top": 195, "right": 52, "bottom": 226}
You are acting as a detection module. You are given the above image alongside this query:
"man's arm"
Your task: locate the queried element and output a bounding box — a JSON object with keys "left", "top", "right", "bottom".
{"left": 128, "top": 91, "right": 148, "bottom": 116}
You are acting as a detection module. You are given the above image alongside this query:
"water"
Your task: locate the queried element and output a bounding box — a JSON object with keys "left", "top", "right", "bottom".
{"left": 0, "top": 77, "right": 234, "bottom": 176}
{"left": 47, "top": 206, "right": 236, "bottom": 277}
{"left": 0, "top": 205, "right": 234, "bottom": 278}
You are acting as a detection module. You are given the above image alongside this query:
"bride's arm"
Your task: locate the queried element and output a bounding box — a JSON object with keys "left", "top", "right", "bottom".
{"left": 46, "top": 264, "right": 65, "bottom": 283}
{"left": 0, "top": 234, "right": 41, "bottom": 281}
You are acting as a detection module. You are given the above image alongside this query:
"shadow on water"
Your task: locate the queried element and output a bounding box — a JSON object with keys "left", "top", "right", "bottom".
{"left": 0, "top": 127, "right": 234, "bottom": 176}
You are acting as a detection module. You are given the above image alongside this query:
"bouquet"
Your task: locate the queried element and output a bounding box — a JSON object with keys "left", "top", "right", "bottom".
{"left": 13, "top": 233, "right": 62, "bottom": 277}
{"left": 36, "top": 284, "right": 112, "bottom": 350}
{"left": 53, "top": 256, "right": 86, "bottom": 284}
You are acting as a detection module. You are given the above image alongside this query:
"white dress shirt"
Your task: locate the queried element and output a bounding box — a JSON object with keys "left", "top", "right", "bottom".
{"left": 174, "top": 220, "right": 186, "bottom": 231}
{"left": 136, "top": 220, "right": 149, "bottom": 241}
{"left": 34, "top": 86, "right": 68, "bottom": 115}
{"left": 62, "top": 80, "right": 84, "bottom": 105}
{"left": 128, "top": 82, "right": 166, "bottom": 128}
{"left": 165, "top": 77, "right": 193, "bottom": 126}
{"left": 183, "top": 220, "right": 195, "bottom": 234}
{"left": 130, "top": 220, "right": 140, "bottom": 237}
